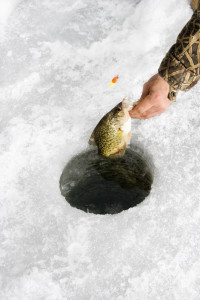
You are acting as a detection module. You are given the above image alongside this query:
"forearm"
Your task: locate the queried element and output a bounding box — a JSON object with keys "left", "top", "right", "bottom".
{"left": 158, "top": 5, "right": 200, "bottom": 101}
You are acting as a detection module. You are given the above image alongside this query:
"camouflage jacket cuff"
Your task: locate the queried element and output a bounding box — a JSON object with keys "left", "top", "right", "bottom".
{"left": 158, "top": 8, "right": 200, "bottom": 101}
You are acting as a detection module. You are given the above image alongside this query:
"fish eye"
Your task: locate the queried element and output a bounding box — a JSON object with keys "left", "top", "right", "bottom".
{"left": 117, "top": 107, "right": 121, "bottom": 112}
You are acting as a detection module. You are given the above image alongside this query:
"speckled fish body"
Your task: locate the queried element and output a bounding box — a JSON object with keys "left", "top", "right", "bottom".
{"left": 89, "top": 97, "right": 133, "bottom": 158}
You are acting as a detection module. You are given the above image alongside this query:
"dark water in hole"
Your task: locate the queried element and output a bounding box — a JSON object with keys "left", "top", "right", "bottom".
{"left": 59, "top": 148, "right": 153, "bottom": 214}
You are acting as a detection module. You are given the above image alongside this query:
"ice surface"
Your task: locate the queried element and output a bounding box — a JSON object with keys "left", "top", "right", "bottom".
{"left": 1, "top": 0, "right": 200, "bottom": 299}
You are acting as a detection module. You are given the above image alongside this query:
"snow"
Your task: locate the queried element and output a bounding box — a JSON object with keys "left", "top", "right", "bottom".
{"left": 1, "top": 0, "right": 200, "bottom": 299}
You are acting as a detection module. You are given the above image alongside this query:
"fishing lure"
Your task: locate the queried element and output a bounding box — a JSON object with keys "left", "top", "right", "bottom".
{"left": 110, "top": 75, "right": 119, "bottom": 87}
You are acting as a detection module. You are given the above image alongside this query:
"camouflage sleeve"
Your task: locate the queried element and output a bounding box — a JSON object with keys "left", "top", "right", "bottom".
{"left": 158, "top": 4, "right": 200, "bottom": 101}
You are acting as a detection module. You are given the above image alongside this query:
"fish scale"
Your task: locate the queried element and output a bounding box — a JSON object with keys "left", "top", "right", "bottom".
{"left": 89, "top": 97, "right": 133, "bottom": 158}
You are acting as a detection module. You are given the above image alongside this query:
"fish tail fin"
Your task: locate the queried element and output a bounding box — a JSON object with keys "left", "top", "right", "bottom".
{"left": 89, "top": 131, "right": 97, "bottom": 146}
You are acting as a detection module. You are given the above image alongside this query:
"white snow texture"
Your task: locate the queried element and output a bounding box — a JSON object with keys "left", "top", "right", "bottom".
{"left": 1, "top": 0, "right": 200, "bottom": 299}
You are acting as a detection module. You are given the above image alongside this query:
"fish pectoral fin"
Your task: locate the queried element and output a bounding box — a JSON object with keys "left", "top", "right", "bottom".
{"left": 88, "top": 131, "right": 97, "bottom": 146}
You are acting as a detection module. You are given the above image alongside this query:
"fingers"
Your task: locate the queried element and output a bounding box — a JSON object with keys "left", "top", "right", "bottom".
{"left": 132, "top": 103, "right": 170, "bottom": 119}
{"left": 135, "top": 109, "right": 164, "bottom": 119}
{"left": 129, "top": 94, "right": 154, "bottom": 118}
{"left": 132, "top": 110, "right": 162, "bottom": 119}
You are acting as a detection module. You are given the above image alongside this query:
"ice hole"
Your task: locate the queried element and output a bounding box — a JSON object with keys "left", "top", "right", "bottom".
{"left": 59, "top": 148, "right": 153, "bottom": 214}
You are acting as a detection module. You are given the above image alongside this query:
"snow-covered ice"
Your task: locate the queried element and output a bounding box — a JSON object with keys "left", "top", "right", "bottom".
{"left": 1, "top": 0, "right": 200, "bottom": 299}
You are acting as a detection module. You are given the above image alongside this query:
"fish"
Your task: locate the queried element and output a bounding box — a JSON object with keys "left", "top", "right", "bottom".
{"left": 89, "top": 97, "right": 133, "bottom": 158}
{"left": 110, "top": 75, "right": 119, "bottom": 87}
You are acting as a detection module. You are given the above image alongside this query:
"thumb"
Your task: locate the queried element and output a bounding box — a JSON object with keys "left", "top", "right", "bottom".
{"left": 140, "top": 82, "right": 150, "bottom": 101}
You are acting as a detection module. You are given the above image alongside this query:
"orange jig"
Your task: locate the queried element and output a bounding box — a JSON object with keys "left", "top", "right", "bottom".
{"left": 110, "top": 75, "right": 119, "bottom": 87}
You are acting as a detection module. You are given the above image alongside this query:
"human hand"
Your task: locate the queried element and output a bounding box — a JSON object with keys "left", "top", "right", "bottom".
{"left": 129, "top": 74, "right": 172, "bottom": 119}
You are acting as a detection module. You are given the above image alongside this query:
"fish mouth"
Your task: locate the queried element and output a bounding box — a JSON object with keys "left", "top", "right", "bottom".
{"left": 122, "top": 96, "right": 133, "bottom": 111}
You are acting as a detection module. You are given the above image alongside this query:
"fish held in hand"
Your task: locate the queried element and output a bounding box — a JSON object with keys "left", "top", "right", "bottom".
{"left": 89, "top": 97, "right": 133, "bottom": 158}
